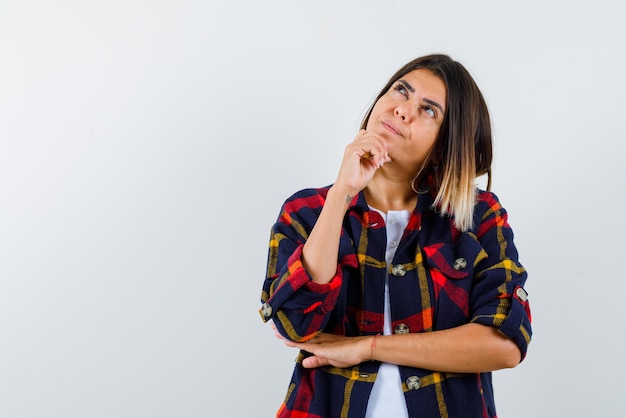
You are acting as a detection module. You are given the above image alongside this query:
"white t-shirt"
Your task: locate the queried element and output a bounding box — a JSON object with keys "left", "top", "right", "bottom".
{"left": 365, "top": 208, "right": 411, "bottom": 418}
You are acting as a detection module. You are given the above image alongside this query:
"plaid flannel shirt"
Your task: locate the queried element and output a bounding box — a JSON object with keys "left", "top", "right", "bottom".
{"left": 260, "top": 184, "right": 531, "bottom": 418}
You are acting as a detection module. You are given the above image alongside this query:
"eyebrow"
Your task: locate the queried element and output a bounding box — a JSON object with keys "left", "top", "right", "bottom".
{"left": 398, "top": 79, "right": 445, "bottom": 115}
{"left": 398, "top": 79, "right": 415, "bottom": 93}
{"left": 423, "top": 98, "right": 445, "bottom": 115}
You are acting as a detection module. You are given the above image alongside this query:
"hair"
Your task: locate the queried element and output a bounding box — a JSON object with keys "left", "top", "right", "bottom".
{"left": 360, "top": 54, "right": 493, "bottom": 232}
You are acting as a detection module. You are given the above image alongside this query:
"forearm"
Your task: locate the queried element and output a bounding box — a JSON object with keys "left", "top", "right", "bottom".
{"left": 373, "top": 323, "right": 521, "bottom": 373}
{"left": 302, "top": 185, "right": 353, "bottom": 284}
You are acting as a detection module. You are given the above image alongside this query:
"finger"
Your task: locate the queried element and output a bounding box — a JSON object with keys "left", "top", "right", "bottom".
{"left": 286, "top": 340, "right": 313, "bottom": 350}
{"left": 271, "top": 322, "right": 300, "bottom": 346}
{"left": 371, "top": 143, "right": 390, "bottom": 168}
{"left": 355, "top": 134, "right": 388, "bottom": 164}
{"left": 362, "top": 145, "right": 388, "bottom": 168}
{"left": 310, "top": 333, "right": 342, "bottom": 343}
{"left": 270, "top": 322, "right": 284, "bottom": 340}
{"left": 358, "top": 142, "right": 379, "bottom": 162}
{"left": 302, "top": 355, "right": 329, "bottom": 369}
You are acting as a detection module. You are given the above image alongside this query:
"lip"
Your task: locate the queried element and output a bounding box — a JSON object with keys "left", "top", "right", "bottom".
{"left": 382, "top": 120, "right": 402, "bottom": 137}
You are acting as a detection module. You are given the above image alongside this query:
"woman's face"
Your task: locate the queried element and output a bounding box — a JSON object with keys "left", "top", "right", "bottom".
{"left": 365, "top": 68, "right": 446, "bottom": 170}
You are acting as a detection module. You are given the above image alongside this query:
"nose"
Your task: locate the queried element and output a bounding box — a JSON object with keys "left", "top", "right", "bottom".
{"left": 394, "top": 103, "right": 412, "bottom": 122}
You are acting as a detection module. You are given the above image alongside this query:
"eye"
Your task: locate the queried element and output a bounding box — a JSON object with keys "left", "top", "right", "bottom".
{"left": 423, "top": 106, "right": 436, "bottom": 118}
{"left": 392, "top": 83, "right": 408, "bottom": 98}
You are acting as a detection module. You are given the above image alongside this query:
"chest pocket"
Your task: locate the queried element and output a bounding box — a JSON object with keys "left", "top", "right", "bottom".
{"left": 423, "top": 233, "right": 487, "bottom": 279}
{"left": 422, "top": 234, "right": 487, "bottom": 325}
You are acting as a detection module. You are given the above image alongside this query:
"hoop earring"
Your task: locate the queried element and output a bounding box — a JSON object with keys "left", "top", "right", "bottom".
{"left": 411, "top": 156, "right": 433, "bottom": 194}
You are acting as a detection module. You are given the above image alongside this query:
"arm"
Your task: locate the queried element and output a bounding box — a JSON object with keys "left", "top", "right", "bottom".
{"left": 300, "top": 185, "right": 351, "bottom": 284}
{"left": 281, "top": 193, "right": 531, "bottom": 371}
{"left": 375, "top": 323, "right": 521, "bottom": 371}
{"left": 283, "top": 323, "right": 519, "bottom": 373}
{"left": 302, "top": 131, "right": 390, "bottom": 284}
{"left": 260, "top": 131, "right": 391, "bottom": 339}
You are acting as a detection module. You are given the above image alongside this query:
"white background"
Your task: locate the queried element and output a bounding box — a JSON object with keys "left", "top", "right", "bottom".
{"left": 1, "top": 1, "right": 625, "bottom": 417}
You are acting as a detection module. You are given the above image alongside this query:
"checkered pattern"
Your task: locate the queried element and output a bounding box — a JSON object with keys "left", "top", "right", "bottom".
{"left": 260, "top": 184, "right": 531, "bottom": 418}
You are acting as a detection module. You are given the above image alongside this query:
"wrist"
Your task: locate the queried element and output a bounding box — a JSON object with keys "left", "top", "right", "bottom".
{"left": 328, "top": 184, "right": 358, "bottom": 207}
{"left": 370, "top": 334, "right": 380, "bottom": 362}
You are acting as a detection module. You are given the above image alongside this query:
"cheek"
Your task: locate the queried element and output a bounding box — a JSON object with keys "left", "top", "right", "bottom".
{"left": 366, "top": 99, "right": 389, "bottom": 126}
{"left": 427, "top": 123, "right": 442, "bottom": 142}
{"left": 412, "top": 125, "right": 440, "bottom": 144}
{"left": 367, "top": 104, "right": 381, "bottom": 121}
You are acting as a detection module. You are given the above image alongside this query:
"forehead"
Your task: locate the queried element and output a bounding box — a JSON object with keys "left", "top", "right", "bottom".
{"left": 396, "top": 69, "right": 447, "bottom": 107}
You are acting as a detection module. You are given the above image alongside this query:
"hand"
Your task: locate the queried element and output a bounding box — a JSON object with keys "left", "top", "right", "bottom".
{"left": 334, "top": 130, "right": 392, "bottom": 197}
{"left": 271, "top": 322, "right": 372, "bottom": 368}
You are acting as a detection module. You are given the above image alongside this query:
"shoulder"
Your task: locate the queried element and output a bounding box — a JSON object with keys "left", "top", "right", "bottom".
{"left": 475, "top": 189, "right": 505, "bottom": 214}
{"left": 473, "top": 189, "right": 512, "bottom": 237}
{"left": 280, "top": 185, "right": 332, "bottom": 213}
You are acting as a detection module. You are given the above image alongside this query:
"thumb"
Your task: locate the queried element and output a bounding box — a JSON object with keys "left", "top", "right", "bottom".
{"left": 302, "top": 355, "right": 328, "bottom": 369}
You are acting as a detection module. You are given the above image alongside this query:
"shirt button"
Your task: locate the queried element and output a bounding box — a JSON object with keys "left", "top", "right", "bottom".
{"left": 394, "top": 323, "right": 410, "bottom": 334}
{"left": 389, "top": 241, "right": 398, "bottom": 248}
{"left": 261, "top": 302, "right": 273, "bottom": 318}
{"left": 406, "top": 376, "right": 421, "bottom": 390}
{"left": 453, "top": 257, "right": 467, "bottom": 270}
{"left": 391, "top": 265, "right": 406, "bottom": 277}
{"left": 516, "top": 287, "right": 528, "bottom": 301}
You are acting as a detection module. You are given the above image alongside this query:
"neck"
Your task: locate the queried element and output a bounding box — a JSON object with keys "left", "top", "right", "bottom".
{"left": 363, "top": 171, "right": 417, "bottom": 213}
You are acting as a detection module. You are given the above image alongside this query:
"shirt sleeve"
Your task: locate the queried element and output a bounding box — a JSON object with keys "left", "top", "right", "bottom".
{"left": 258, "top": 189, "right": 355, "bottom": 342}
{"left": 469, "top": 192, "right": 532, "bottom": 361}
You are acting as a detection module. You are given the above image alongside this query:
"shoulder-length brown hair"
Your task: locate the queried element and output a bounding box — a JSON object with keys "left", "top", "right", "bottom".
{"left": 360, "top": 54, "right": 492, "bottom": 231}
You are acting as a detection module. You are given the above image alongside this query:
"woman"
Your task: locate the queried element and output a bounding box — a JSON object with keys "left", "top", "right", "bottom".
{"left": 259, "top": 54, "right": 531, "bottom": 418}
